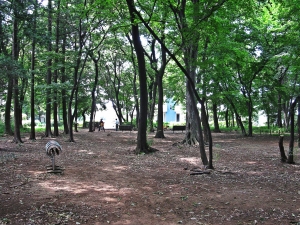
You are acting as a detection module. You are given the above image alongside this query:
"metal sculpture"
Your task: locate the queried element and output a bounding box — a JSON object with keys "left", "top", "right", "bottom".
{"left": 45, "top": 140, "right": 63, "bottom": 173}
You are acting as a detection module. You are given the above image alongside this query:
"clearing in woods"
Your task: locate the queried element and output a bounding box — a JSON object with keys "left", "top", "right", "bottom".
{"left": 0, "top": 129, "right": 300, "bottom": 225}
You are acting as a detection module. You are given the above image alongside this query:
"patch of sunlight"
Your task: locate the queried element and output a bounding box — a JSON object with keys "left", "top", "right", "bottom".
{"left": 101, "top": 165, "right": 127, "bottom": 172}
{"left": 38, "top": 180, "right": 118, "bottom": 194}
{"left": 77, "top": 149, "right": 95, "bottom": 155}
{"left": 179, "top": 157, "right": 200, "bottom": 166}
{"left": 102, "top": 196, "right": 118, "bottom": 202}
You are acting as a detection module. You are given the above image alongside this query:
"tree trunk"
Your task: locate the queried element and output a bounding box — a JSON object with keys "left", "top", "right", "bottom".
{"left": 5, "top": 76, "right": 13, "bottom": 135}
{"left": 225, "top": 108, "right": 229, "bottom": 128}
{"left": 29, "top": 0, "right": 36, "bottom": 140}
{"left": 287, "top": 97, "right": 299, "bottom": 164}
{"left": 226, "top": 96, "right": 247, "bottom": 135}
{"left": 68, "top": 0, "right": 89, "bottom": 141}
{"left": 53, "top": 0, "right": 61, "bottom": 137}
{"left": 278, "top": 136, "right": 287, "bottom": 162}
{"left": 185, "top": 81, "right": 199, "bottom": 145}
{"left": 12, "top": 2, "right": 22, "bottom": 143}
{"left": 154, "top": 70, "right": 165, "bottom": 138}
{"left": 148, "top": 76, "right": 157, "bottom": 132}
{"left": 126, "top": 34, "right": 140, "bottom": 130}
{"left": 61, "top": 23, "right": 69, "bottom": 134}
{"left": 154, "top": 39, "right": 167, "bottom": 139}
{"left": 247, "top": 98, "right": 253, "bottom": 137}
{"left": 277, "top": 90, "right": 282, "bottom": 128}
{"left": 200, "top": 101, "right": 213, "bottom": 169}
{"left": 88, "top": 52, "right": 100, "bottom": 132}
{"left": 201, "top": 103, "right": 209, "bottom": 144}
{"left": 131, "top": 0, "right": 226, "bottom": 165}
{"left": 45, "top": 0, "right": 52, "bottom": 137}
{"left": 213, "top": 103, "right": 221, "bottom": 132}
{"left": 187, "top": 81, "right": 209, "bottom": 166}
{"left": 126, "top": 0, "right": 154, "bottom": 154}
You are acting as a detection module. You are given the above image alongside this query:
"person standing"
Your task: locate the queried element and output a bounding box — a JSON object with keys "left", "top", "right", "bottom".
{"left": 115, "top": 118, "right": 119, "bottom": 131}
{"left": 99, "top": 119, "right": 105, "bottom": 132}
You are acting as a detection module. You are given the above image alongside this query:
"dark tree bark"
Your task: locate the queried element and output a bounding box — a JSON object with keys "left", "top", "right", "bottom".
{"left": 201, "top": 102, "right": 209, "bottom": 143}
{"left": 5, "top": 76, "right": 13, "bottom": 135}
{"left": 277, "top": 78, "right": 284, "bottom": 127}
{"left": 147, "top": 70, "right": 157, "bottom": 133}
{"left": 226, "top": 96, "right": 247, "bottom": 135}
{"left": 0, "top": 10, "right": 8, "bottom": 55}
{"left": 126, "top": 34, "right": 139, "bottom": 129}
{"left": 29, "top": 1, "right": 36, "bottom": 140}
{"left": 154, "top": 39, "right": 167, "bottom": 139}
{"left": 212, "top": 103, "right": 221, "bottom": 132}
{"left": 126, "top": 0, "right": 154, "bottom": 154}
{"left": 187, "top": 80, "right": 209, "bottom": 166}
{"left": 200, "top": 101, "right": 213, "bottom": 169}
{"left": 146, "top": 40, "right": 157, "bottom": 132}
{"left": 287, "top": 96, "right": 300, "bottom": 164}
{"left": 88, "top": 51, "right": 101, "bottom": 132}
{"left": 61, "top": 22, "right": 69, "bottom": 134}
{"left": 131, "top": 0, "right": 226, "bottom": 165}
{"left": 278, "top": 136, "right": 287, "bottom": 162}
{"left": 143, "top": 38, "right": 166, "bottom": 137}
{"left": 105, "top": 57, "right": 125, "bottom": 125}
{"left": 225, "top": 108, "right": 229, "bottom": 128}
{"left": 12, "top": 0, "right": 22, "bottom": 143}
{"left": 68, "top": 0, "right": 89, "bottom": 141}
{"left": 45, "top": 0, "right": 52, "bottom": 137}
{"left": 52, "top": 0, "right": 61, "bottom": 137}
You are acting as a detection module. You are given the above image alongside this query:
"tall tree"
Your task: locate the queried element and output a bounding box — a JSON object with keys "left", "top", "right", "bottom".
{"left": 60, "top": 4, "right": 69, "bottom": 134}
{"left": 52, "top": 0, "right": 61, "bottom": 137}
{"left": 45, "top": 0, "right": 52, "bottom": 137}
{"left": 29, "top": 0, "right": 38, "bottom": 140}
{"left": 126, "top": 0, "right": 155, "bottom": 153}
{"left": 12, "top": 0, "right": 22, "bottom": 143}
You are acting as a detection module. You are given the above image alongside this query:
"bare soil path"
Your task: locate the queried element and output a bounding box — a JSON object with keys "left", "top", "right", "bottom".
{"left": 0, "top": 129, "right": 300, "bottom": 225}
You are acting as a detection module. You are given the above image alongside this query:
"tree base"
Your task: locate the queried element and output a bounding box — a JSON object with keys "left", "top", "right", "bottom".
{"left": 136, "top": 147, "right": 159, "bottom": 154}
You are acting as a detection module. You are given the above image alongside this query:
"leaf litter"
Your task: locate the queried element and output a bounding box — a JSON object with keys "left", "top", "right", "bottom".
{"left": 0, "top": 130, "right": 299, "bottom": 224}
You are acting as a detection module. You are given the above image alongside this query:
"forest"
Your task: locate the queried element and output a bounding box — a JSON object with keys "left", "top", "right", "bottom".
{"left": 1, "top": 0, "right": 300, "bottom": 167}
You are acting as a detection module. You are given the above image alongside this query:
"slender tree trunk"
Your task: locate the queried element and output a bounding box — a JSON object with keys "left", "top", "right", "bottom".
{"left": 29, "top": 1, "right": 36, "bottom": 140}
{"left": 53, "top": 0, "right": 61, "bottom": 137}
{"left": 287, "top": 97, "right": 299, "bottom": 164}
{"left": 277, "top": 91, "right": 282, "bottom": 127}
{"left": 227, "top": 97, "right": 247, "bottom": 135}
{"left": 231, "top": 110, "right": 235, "bottom": 127}
{"left": 278, "top": 136, "right": 287, "bottom": 162}
{"left": 45, "top": 0, "right": 52, "bottom": 137}
{"left": 201, "top": 102, "right": 209, "bottom": 143}
{"left": 213, "top": 103, "right": 221, "bottom": 132}
{"left": 200, "top": 101, "right": 213, "bottom": 169}
{"left": 12, "top": 11, "right": 22, "bottom": 143}
{"left": 126, "top": 34, "right": 140, "bottom": 129}
{"left": 88, "top": 52, "right": 100, "bottom": 132}
{"left": 225, "top": 108, "right": 229, "bottom": 128}
{"left": 155, "top": 71, "right": 165, "bottom": 138}
{"left": 126, "top": 0, "right": 153, "bottom": 154}
{"left": 5, "top": 77, "right": 13, "bottom": 135}
{"left": 247, "top": 98, "right": 253, "bottom": 137}
{"left": 187, "top": 81, "right": 209, "bottom": 166}
{"left": 148, "top": 76, "right": 157, "bottom": 132}
{"left": 154, "top": 40, "right": 167, "bottom": 138}
{"left": 61, "top": 24, "right": 68, "bottom": 134}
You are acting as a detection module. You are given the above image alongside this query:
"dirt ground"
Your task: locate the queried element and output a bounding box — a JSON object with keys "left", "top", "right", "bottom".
{"left": 0, "top": 129, "right": 300, "bottom": 225}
